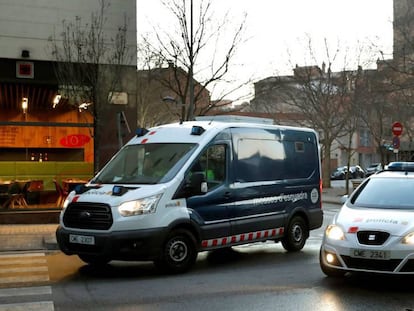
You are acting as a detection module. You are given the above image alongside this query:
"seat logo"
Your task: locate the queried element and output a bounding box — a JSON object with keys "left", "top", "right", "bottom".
{"left": 368, "top": 234, "right": 376, "bottom": 241}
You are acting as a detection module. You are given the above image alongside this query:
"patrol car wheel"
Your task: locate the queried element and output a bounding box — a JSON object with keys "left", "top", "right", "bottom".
{"left": 155, "top": 229, "right": 197, "bottom": 274}
{"left": 281, "top": 216, "right": 308, "bottom": 252}
{"left": 78, "top": 254, "right": 110, "bottom": 266}
{"left": 319, "top": 249, "right": 346, "bottom": 278}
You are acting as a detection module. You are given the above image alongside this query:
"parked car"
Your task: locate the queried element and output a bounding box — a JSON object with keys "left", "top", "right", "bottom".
{"left": 365, "top": 162, "right": 382, "bottom": 177}
{"left": 349, "top": 165, "right": 365, "bottom": 178}
{"left": 330, "top": 166, "right": 349, "bottom": 180}
{"left": 320, "top": 162, "right": 414, "bottom": 277}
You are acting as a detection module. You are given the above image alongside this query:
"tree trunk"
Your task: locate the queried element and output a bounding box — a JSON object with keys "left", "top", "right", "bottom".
{"left": 322, "top": 151, "right": 331, "bottom": 189}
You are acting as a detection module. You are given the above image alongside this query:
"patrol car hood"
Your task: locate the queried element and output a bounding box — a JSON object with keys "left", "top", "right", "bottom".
{"left": 68, "top": 184, "right": 166, "bottom": 206}
{"left": 336, "top": 204, "right": 414, "bottom": 236}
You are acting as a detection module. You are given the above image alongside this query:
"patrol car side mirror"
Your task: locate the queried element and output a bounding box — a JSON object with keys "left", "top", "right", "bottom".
{"left": 189, "top": 172, "right": 207, "bottom": 195}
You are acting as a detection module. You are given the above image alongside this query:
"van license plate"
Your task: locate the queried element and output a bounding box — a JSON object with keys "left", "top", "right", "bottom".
{"left": 351, "top": 249, "right": 389, "bottom": 260}
{"left": 69, "top": 234, "right": 95, "bottom": 245}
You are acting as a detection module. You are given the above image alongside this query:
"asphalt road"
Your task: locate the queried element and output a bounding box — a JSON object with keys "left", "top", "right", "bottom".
{"left": 2, "top": 202, "right": 413, "bottom": 311}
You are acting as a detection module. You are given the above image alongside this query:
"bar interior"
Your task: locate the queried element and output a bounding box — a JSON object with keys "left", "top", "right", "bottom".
{"left": 0, "top": 82, "right": 94, "bottom": 212}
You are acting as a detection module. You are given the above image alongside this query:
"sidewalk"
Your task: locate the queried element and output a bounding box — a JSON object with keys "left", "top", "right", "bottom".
{"left": 0, "top": 186, "right": 349, "bottom": 252}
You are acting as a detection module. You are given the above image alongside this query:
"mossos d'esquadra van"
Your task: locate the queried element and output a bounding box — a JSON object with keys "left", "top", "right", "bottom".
{"left": 56, "top": 116, "right": 323, "bottom": 273}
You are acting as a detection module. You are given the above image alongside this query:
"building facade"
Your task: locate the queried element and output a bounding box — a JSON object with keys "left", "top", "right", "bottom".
{"left": 0, "top": 0, "right": 137, "bottom": 217}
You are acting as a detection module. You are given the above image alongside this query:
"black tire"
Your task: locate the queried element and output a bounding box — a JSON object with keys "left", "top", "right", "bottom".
{"left": 78, "top": 254, "right": 110, "bottom": 266}
{"left": 319, "top": 249, "right": 346, "bottom": 278}
{"left": 281, "top": 216, "right": 308, "bottom": 252}
{"left": 154, "top": 229, "right": 197, "bottom": 274}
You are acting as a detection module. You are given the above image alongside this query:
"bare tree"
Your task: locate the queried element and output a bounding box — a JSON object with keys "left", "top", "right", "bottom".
{"left": 274, "top": 38, "right": 354, "bottom": 188}
{"left": 49, "top": 0, "right": 133, "bottom": 171}
{"left": 140, "top": 0, "right": 249, "bottom": 121}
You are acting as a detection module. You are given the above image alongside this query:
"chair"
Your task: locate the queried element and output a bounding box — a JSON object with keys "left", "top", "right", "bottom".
{"left": 54, "top": 180, "right": 68, "bottom": 208}
{"left": 2, "top": 181, "right": 28, "bottom": 209}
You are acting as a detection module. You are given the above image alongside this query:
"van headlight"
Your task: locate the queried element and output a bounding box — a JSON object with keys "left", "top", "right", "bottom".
{"left": 402, "top": 232, "right": 414, "bottom": 244}
{"left": 325, "top": 224, "right": 345, "bottom": 240}
{"left": 118, "top": 194, "right": 162, "bottom": 217}
{"left": 62, "top": 191, "right": 76, "bottom": 210}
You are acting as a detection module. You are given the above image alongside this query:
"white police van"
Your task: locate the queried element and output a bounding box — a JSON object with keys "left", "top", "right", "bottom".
{"left": 56, "top": 116, "right": 323, "bottom": 273}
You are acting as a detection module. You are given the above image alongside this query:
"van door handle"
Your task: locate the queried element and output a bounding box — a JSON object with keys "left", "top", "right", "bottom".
{"left": 223, "top": 192, "right": 231, "bottom": 199}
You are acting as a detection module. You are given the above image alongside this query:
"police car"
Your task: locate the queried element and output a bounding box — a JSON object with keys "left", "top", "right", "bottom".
{"left": 320, "top": 162, "right": 414, "bottom": 276}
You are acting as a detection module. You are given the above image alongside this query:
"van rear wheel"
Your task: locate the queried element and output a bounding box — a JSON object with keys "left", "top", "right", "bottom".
{"left": 154, "top": 229, "right": 197, "bottom": 274}
{"left": 282, "top": 216, "right": 308, "bottom": 252}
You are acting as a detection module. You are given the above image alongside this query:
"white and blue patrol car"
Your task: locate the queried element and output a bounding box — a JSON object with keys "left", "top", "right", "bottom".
{"left": 320, "top": 162, "right": 414, "bottom": 276}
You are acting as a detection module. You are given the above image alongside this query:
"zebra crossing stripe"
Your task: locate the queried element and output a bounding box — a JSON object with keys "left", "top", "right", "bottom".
{"left": 0, "top": 275, "right": 50, "bottom": 284}
{"left": 0, "top": 286, "right": 52, "bottom": 298}
{"left": 0, "top": 253, "right": 45, "bottom": 258}
{"left": 0, "top": 266, "right": 48, "bottom": 273}
{"left": 0, "top": 301, "right": 54, "bottom": 311}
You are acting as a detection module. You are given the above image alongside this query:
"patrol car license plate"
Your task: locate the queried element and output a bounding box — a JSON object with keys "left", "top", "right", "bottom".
{"left": 351, "top": 249, "right": 389, "bottom": 260}
{"left": 69, "top": 234, "right": 95, "bottom": 245}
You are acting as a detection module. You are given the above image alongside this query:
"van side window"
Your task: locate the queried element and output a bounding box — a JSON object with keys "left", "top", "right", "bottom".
{"left": 191, "top": 144, "right": 226, "bottom": 190}
{"left": 236, "top": 138, "right": 285, "bottom": 182}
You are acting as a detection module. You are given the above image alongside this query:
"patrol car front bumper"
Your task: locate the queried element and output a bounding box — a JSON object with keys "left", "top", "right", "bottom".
{"left": 320, "top": 241, "right": 414, "bottom": 274}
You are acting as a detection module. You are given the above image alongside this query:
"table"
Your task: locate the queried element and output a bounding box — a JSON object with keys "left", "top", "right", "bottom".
{"left": 61, "top": 179, "right": 88, "bottom": 193}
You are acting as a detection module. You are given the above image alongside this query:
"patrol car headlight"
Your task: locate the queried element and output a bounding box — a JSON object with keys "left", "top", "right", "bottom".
{"left": 402, "top": 232, "right": 414, "bottom": 244}
{"left": 118, "top": 194, "right": 162, "bottom": 217}
{"left": 325, "top": 224, "right": 345, "bottom": 241}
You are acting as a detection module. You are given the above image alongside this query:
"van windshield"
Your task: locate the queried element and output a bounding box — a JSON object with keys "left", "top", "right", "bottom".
{"left": 92, "top": 143, "right": 197, "bottom": 184}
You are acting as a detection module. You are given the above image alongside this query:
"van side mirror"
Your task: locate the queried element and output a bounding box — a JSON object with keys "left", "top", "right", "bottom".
{"left": 189, "top": 172, "right": 207, "bottom": 195}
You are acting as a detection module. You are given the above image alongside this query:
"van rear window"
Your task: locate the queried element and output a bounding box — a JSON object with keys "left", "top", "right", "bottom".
{"left": 235, "top": 137, "right": 318, "bottom": 182}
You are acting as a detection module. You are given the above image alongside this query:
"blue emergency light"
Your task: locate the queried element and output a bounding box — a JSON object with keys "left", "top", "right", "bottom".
{"left": 386, "top": 162, "right": 414, "bottom": 172}
{"left": 136, "top": 127, "right": 149, "bottom": 137}
{"left": 191, "top": 126, "right": 205, "bottom": 136}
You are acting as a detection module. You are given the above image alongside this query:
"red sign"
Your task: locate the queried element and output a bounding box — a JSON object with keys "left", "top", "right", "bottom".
{"left": 392, "top": 122, "right": 403, "bottom": 136}
{"left": 16, "top": 61, "right": 34, "bottom": 79}
{"left": 60, "top": 134, "right": 91, "bottom": 147}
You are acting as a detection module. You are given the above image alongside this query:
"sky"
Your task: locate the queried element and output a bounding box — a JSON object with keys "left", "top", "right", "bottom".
{"left": 136, "top": 0, "right": 394, "bottom": 102}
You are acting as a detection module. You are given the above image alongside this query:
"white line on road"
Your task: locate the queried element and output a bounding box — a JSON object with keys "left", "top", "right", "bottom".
{"left": 0, "top": 286, "right": 52, "bottom": 298}
{"left": 0, "top": 253, "right": 45, "bottom": 258}
{"left": 0, "top": 301, "right": 54, "bottom": 311}
{"left": 0, "top": 266, "right": 48, "bottom": 273}
{"left": 0, "top": 274, "right": 49, "bottom": 284}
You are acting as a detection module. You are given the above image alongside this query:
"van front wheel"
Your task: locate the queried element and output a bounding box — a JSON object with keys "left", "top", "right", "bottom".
{"left": 154, "top": 229, "right": 197, "bottom": 274}
{"left": 281, "top": 216, "right": 308, "bottom": 252}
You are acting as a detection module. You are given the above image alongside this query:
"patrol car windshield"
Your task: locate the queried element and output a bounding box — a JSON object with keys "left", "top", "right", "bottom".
{"left": 92, "top": 143, "right": 197, "bottom": 184}
{"left": 351, "top": 177, "right": 414, "bottom": 209}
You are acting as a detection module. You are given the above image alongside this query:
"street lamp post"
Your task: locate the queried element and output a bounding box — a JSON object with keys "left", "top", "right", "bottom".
{"left": 188, "top": 0, "right": 195, "bottom": 121}
{"left": 162, "top": 96, "right": 185, "bottom": 124}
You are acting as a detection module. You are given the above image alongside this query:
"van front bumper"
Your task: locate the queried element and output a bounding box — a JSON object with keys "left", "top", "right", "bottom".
{"left": 56, "top": 225, "right": 169, "bottom": 261}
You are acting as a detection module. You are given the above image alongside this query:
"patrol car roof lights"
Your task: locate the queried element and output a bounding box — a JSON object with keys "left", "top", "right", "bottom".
{"left": 191, "top": 125, "right": 205, "bottom": 136}
{"left": 136, "top": 127, "right": 149, "bottom": 137}
{"left": 386, "top": 162, "right": 414, "bottom": 172}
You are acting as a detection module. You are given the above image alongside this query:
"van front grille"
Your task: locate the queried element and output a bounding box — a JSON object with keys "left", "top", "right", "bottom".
{"left": 63, "top": 202, "right": 113, "bottom": 230}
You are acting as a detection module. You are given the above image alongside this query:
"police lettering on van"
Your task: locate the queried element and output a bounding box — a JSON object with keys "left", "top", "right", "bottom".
{"left": 56, "top": 116, "right": 323, "bottom": 273}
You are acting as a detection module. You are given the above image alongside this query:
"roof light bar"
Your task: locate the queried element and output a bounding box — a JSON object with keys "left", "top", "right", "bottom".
{"left": 386, "top": 162, "right": 414, "bottom": 172}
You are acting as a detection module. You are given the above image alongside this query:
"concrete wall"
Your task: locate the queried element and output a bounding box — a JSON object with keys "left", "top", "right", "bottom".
{"left": 0, "top": 0, "right": 136, "bottom": 65}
